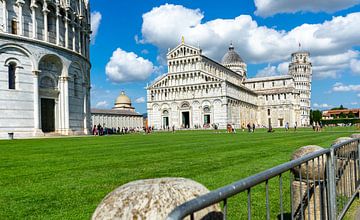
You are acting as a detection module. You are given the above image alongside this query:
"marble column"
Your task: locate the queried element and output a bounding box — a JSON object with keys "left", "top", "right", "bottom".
{"left": 43, "top": 4, "right": 49, "bottom": 41}
{"left": 64, "top": 11, "right": 69, "bottom": 48}
{"left": 32, "top": 70, "right": 42, "bottom": 135}
{"left": 17, "top": 0, "right": 25, "bottom": 35}
{"left": 82, "top": 83, "right": 88, "bottom": 134}
{"left": 30, "top": 3, "right": 36, "bottom": 38}
{"left": 2, "top": 0, "right": 7, "bottom": 32}
{"left": 72, "top": 21, "right": 76, "bottom": 51}
{"left": 63, "top": 76, "right": 70, "bottom": 134}
{"left": 56, "top": 5, "right": 60, "bottom": 45}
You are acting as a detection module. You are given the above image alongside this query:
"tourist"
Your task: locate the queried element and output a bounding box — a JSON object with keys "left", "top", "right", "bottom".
{"left": 285, "top": 122, "right": 289, "bottom": 131}
{"left": 172, "top": 125, "right": 175, "bottom": 133}
{"left": 247, "top": 123, "right": 251, "bottom": 132}
{"left": 294, "top": 122, "right": 297, "bottom": 132}
{"left": 252, "top": 123, "right": 255, "bottom": 132}
{"left": 92, "top": 125, "right": 97, "bottom": 136}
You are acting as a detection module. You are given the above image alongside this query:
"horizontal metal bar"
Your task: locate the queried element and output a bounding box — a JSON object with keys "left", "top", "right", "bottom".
{"left": 167, "top": 148, "right": 331, "bottom": 220}
{"left": 166, "top": 138, "right": 360, "bottom": 220}
{"left": 331, "top": 138, "right": 360, "bottom": 151}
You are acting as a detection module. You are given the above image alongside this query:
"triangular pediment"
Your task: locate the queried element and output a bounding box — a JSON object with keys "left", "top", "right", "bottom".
{"left": 148, "top": 71, "right": 223, "bottom": 89}
{"left": 167, "top": 43, "right": 201, "bottom": 59}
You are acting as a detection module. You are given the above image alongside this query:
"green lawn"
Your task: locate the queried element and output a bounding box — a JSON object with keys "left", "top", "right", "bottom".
{"left": 0, "top": 127, "right": 358, "bottom": 219}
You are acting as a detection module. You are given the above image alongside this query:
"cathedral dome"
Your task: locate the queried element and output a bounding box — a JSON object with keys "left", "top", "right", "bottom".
{"left": 114, "top": 91, "right": 133, "bottom": 109}
{"left": 221, "top": 43, "right": 244, "bottom": 65}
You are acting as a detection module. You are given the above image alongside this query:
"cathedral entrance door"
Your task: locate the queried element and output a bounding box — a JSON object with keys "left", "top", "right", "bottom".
{"left": 182, "top": 112, "right": 190, "bottom": 128}
{"left": 163, "top": 117, "right": 169, "bottom": 129}
{"left": 41, "top": 98, "right": 55, "bottom": 132}
{"left": 204, "top": 115, "right": 210, "bottom": 125}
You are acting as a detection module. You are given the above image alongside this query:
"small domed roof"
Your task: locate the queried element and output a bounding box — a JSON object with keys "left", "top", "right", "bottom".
{"left": 115, "top": 91, "right": 131, "bottom": 105}
{"left": 221, "top": 43, "right": 244, "bottom": 65}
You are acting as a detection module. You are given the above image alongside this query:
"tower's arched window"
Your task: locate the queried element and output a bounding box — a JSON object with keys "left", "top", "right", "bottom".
{"left": 8, "top": 62, "right": 16, "bottom": 89}
{"left": 11, "top": 19, "right": 18, "bottom": 35}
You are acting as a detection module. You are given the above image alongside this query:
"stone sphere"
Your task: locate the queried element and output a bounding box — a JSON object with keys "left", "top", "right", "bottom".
{"left": 291, "top": 145, "right": 325, "bottom": 180}
{"left": 332, "top": 137, "right": 357, "bottom": 156}
{"left": 92, "top": 178, "right": 222, "bottom": 220}
{"left": 350, "top": 133, "right": 360, "bottom": 139}
{"left": 332, "top": 137, "right": 353, "bottom": 146}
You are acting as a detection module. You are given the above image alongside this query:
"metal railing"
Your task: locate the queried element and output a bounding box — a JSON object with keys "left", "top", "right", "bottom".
{"left": 167, "top": 138, "right": 360, "bottom": 220}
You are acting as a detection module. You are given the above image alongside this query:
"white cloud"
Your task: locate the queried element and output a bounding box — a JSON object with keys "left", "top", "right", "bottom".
{"left": 358, "top": 94, "right": 360, "bottom": 97}
{"left": 311, "top": 50, "right": 359, "bottom": 78}
{"left": 105, "top": 48, "right": 154, "bottom": 83}
{"left": 135, "top": 97, "right": 146, "bottom": 103}
{"left": 332, "top": 82, "right": 360, "bottom": 92}
{"left": 95, "top": 100, "right": 108, "bottom": 108}
{"left": 313, "top": 103, "right": 332, "bottom": 109}
{"left": 350, "top": 59, "right": 360, "bottom": 74}
{"left": 256, "top": 62, "right": 288, "bottom": 77}
{"left": 350, "top": 102, "right": 358, "bottom": 105}
{"left": 254, "top": 0, "right": 359, "bottom": 17}
{"left": 91, "top": 11, "right": 102, "bottom": 44}
{"left": 140, "top": 5, "right": 360, "bottom": 79}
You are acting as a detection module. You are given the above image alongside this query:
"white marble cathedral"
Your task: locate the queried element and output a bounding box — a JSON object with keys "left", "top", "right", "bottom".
{"left": 147, "top": 40, "right": 312, "bottom": 129}
{"left": 0, "top": 0, "right": 91, "bottom": 138}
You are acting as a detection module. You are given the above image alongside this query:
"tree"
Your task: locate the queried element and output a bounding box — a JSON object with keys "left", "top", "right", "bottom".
{"left": 339, "top": 112, "right": 346, "bottom": 118}
{"left": 310, "top": 109, "right": 322, "bottom": 123}
{"left": 331, "top": 105, "right": 347, "bottom": 110}
{"left": 348, "top": 111, "right": 355, "bottom": 118}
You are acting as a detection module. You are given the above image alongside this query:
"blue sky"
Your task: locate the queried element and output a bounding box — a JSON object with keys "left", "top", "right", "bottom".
{"left": 89, "top": 0, "right": 360, "bottom": 113}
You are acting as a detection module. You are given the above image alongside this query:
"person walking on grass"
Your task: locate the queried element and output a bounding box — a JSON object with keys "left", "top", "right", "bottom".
{"left": 252, "top": 123, "right": 255, "bottom": 132}
{"left": 294, "top": 122, "right": 297, "bottom": 132}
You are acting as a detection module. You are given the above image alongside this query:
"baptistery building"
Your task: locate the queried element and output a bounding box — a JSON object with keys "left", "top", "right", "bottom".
{"left": 91, "top": 91, "right": 144, "bottom": 129}
{"left": 147, "top": 40, "right": 312, "bottom": 129}
{"left": 0, "top": 0, "right": 91, "bottom": 138}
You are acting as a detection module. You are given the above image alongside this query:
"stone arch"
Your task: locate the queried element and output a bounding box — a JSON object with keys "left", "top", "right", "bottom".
{"left": 202, "top": 100, "right": 211, "bottom": 107}
{"left": 0, "top": 43, "right": 35, "bottom": 70}
{"left": 38, "top": 54, "right": 63, "bottom": 81}
{"left": 180, "top": 101, "right": 190, "bottom": 109}
{"left": 161, "top": 103, "right": 169, "bottom": 110}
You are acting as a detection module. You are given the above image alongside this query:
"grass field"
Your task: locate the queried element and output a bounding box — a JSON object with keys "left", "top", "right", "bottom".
{"left": 0, "top": 127, "right": 358, "bottom": 219}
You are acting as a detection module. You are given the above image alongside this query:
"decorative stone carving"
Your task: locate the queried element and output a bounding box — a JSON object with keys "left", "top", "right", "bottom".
{"left": 92, "top": 178, "right": 222, "bottom": 220}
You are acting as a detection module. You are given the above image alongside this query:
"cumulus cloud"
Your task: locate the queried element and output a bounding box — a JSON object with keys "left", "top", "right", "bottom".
{"left": 140, "top": 4, "right": 360, "bottom": 79}
{"left": 254, "top": 0, "right": 359, "bottom": 17}
{"left": 105, "top": 48, "right": 154, "bottom": 83}
{"left": 358, "top": 94, "right": 360, "bottom": 97}
{"left": 256, "top": 62, "right": 288, "bottom": 77}
{"left": 91, "top": 11, "right": 102, "bottom": 44}
{"left": 313, "top": 103, "right": 332, "bottom": 109}
{"left": 350, "top": 59, "right": 360, "bottom": 74}
{"left": 332, "top": 82, "right": 360, "bottom": 92}
{"left": 311, "top": 50, "right": 359, "bottom": 78}
{"left": 135, "top": 97, "right": 146, "bottom": 103}
{"left": 95, "top": 100, "right": 108, "bottom": 108}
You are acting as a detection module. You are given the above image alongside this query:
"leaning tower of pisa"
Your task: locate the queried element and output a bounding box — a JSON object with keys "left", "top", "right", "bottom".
{"left": 0, "top": 0, "right": 91, "bottom": 138}
{"left": 289, "top": 51, "right": 312, "bottom": 126}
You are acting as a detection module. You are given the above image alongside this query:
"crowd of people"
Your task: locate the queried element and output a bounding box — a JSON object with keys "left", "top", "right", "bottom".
{"left": 91, "top": 120, "right": 326, "bottom": 136}
{"left": 92, "top": 124, "right": 143, "bottom": 136}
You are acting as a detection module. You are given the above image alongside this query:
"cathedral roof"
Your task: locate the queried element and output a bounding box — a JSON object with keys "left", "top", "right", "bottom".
{"left": 221, "top": 43, "right": 244, "bottom": 65}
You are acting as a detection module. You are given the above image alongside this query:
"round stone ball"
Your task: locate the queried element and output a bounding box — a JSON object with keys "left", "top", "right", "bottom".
{"left": 350, "top": 133, "right": 360, "bottom": 139}
{"left": 332, "top": 137, "right": 357, "bottom": 156}
{"left": 291, "top": 145, "right": 325, "bottom": 180}
{"left": 92, "top": 178, "right": 222, "bottom": 220}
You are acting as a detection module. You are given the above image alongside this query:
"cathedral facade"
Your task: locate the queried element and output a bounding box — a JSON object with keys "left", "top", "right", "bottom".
{"left": 147, "top": 41, "right": 312, "bottom": 129}
{"left": 0, "top": 0, "right": 91, "bottom": 138}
